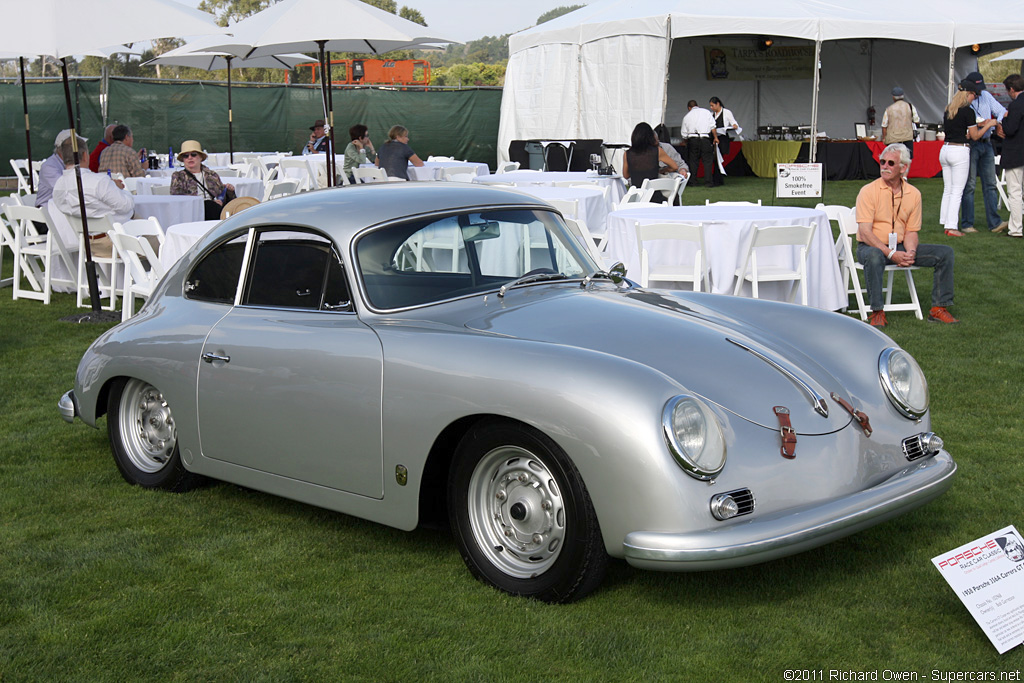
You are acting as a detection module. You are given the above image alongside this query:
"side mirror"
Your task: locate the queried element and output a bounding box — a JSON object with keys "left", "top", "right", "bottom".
{"left": 607, "top": 262, "right": 627, "bottom": 284}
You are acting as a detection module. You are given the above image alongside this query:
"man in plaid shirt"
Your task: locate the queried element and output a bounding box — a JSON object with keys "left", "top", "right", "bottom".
{"left": 97, "top": 124, "right": 145, "bottom": 178}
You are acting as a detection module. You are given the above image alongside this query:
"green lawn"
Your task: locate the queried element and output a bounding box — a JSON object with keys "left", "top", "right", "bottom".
{"left": 2, "top": 177, "right": 1022, "bottom": 680}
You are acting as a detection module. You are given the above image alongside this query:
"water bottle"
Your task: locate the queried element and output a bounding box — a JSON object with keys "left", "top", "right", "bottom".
{"left": 217, "top": 187, "right": 227, "bottom": 202}
{"left": 168, "top": 146, "right": 174, "bottom": 169}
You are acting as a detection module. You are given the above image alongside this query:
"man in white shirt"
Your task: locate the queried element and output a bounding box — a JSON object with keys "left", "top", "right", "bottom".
{"left": 680, "top": 100, "right": 719, "bottom": 188}
{"left": 51, "top": 134, "right": 135, "bottom": 258}
{"left": 36, "top": 129, "right": 79, "bottom": 211}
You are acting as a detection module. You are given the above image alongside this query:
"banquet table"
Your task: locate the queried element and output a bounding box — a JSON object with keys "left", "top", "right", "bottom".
{"left": 409, "top": 161, "right": 490, "bottom": 181}
{"left": 131, "top": 176, "right": 265, "bottom": 199}
{"left": 160, "top": 220, "right": 220, "bottom": 270}
{"left": 474, "top": 171, "right": 627, "bottom": 204}
{"left": 133, "top": 195, "right": 203, "bottom": 228}
{"left": 603, "top": 205, "right": 844, "bottom": 310}
{"left": 513, "top": 185, "right": 611, "bottom": 235}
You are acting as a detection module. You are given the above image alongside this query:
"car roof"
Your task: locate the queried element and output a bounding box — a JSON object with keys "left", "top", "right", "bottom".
{"left": 209, "top": 182, "right": 553, "bottom": 246}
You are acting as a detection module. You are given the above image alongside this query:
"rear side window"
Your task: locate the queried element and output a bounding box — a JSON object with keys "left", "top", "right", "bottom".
{"left": 242, "top": 230, "right": 350, "bottom": 311}
{"left": 185, "top": 234, "right": 247, "bottom": 304}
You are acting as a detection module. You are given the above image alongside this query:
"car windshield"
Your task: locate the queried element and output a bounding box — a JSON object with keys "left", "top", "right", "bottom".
{"left": 355, "top": 208, "right": 596, "bottom": 310}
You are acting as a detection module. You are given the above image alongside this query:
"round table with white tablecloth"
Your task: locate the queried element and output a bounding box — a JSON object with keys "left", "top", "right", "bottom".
{"left": 133, "top": 195, "right": 203, "bottom": 229}
{"left": 603, "top": 205, "right": 844, "bottom": 310}
{"left": 512, "top": 185, "right": 611, "bottom": 236}
{"left": 474, "top": 171, "right": 626, "bottom": 204}
{"left": 409, "top": 161, "right": 490, "bottom": 181}
{"left": 160, "top": 219, "right": 220, "bottom": 269}
{"left": 131, "top": 176, "right": 264, "bottom": 200}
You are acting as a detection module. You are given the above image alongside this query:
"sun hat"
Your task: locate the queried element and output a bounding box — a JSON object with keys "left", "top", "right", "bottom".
{"left": 220, "top": 196, "right": 260, "bottom": 220}
{"left": 177, "top": 140, "right": 207, "bottom": 162}
{"left": 54, "top": 129, "right": 85, "bottom": 148}
{"left": 310, "top": 119, "right": 326, "bottom": 131}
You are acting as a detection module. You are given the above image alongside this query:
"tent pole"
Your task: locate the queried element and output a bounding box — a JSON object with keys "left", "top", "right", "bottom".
{"left": 227, "top": 56, "right": 234, "bottom": 164}
{"left": 19, "top": 57, "right": 35, "bottom": 194}
{"left": 661, "top": 16, "right": 672, "bottom": 127}
{"left": 315, "top": 41, "right": 333, "bottom": 187}
{"left": 810, "top": 39, "right": 821, "bottom": 163}
{"left": 948, "top": 46, "right": 957, "bottom": 102}
{"left": 327, "top": 53, "right": 336, "bottom": 187}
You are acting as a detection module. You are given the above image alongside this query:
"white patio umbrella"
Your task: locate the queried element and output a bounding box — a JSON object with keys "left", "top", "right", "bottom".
{"left": 992, "top": 47, "right": 1024, "bottom": 61}
{"left": 145, "top": 37, "right": 309, "bottom": 162}
{"left": 202, "top": 0, "right": 458, "bottom": 185}
{"left": 0, "top": 0, "right": 227, "bottom": 319}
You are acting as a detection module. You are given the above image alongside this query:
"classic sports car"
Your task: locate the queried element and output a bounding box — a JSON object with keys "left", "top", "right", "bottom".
{"left": 60, "top": 183, "right": 956, "bottom": 603}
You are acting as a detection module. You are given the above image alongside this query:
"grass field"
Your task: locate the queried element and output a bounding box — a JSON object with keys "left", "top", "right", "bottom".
{"left": 2, "top": 177, "right": 1023, "bottom": 680}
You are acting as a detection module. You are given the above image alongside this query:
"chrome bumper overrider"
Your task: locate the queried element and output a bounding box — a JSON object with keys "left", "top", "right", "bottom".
{"left": 59, "top": 390, "right": 78, "bottom": 423}
{"left": 623, "top": 451, "right": 956, "bottom": 571}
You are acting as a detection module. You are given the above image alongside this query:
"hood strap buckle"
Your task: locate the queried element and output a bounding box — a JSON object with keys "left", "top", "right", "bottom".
{"left": 773, "top": 406, "right": 797, "bottom": 459}
{"left": 831, "top": 392, "right": 873, "bottom": 437}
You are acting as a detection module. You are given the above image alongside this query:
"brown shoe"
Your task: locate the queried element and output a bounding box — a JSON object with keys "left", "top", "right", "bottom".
{"left": 928, "top": 307, "right": 960, "bottom": 324}
{"left": 963, "top": 226, "right": 978, "bottom": 233}
{"left": 869, "top": 310, "right": 887, "bottom": 327}
{"left": 992, "top": 222, "right": 1009, "bottom": 233}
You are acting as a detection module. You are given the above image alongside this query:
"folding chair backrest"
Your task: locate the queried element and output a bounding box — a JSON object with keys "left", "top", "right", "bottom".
{"left": 546, "top": 198, "right": 578, "bottom": 218}
{"left": 497, "top": 161, "right": 520, "bottom": 173}
{"left": 641, "top": 176, "right": 682, "bottom": 202}
{"left": 707, "top": 199, "right": 762, "bottom": 206}
{"left": 353, "top": 167, "right": 387, "bottom": 183}
{"left": 264, "top": 179, "right": 301, "bottom": 201}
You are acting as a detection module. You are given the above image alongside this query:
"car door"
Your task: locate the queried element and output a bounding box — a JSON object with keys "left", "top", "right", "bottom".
{"left": 196, "top": 228, "right": 384, "bottom": 498}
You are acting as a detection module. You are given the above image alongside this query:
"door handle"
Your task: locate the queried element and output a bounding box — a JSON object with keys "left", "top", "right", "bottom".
{"left": 202, "top": 352, "right": 230, "bottom": 364}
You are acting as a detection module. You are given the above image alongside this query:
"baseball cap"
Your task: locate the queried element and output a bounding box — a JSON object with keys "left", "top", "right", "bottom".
{"left": 965, "top": 71, "right": 986, "bottom": 90}
{"left": 54, "top": 129, "right": 86, "bottom": 148}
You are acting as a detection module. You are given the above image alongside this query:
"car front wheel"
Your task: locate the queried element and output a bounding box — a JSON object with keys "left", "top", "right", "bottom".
{"left": 449, "top": 419, "right": 607, "bottom": 603}
{"left": 107, "top": 378, "right": 202, "bottom": 492}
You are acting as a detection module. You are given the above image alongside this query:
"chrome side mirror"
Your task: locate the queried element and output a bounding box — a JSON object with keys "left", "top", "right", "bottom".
{"left": 607, "top": 262, "right": 627, "bottom": 285}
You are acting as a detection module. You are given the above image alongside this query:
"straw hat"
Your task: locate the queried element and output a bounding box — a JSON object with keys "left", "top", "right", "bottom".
{"left": 221, "top": 196, "right": 260, "bottom": 220}
{"left": 177, "top": 140, "right": 208, "bottom": 162}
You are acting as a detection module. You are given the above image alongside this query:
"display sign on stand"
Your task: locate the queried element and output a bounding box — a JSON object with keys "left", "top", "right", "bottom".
{"left": 776, "top": 163, "right": 822, "bottom": 198}
{"left": 932, "top": 525, "right": 1024, "bottom": 654}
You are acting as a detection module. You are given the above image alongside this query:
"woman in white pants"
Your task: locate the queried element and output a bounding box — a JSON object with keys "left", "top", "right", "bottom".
{"left": 939, "top": 81, "right": 998, "bottom": 236}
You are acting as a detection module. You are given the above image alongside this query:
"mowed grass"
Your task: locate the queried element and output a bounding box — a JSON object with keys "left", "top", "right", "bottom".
{"left": 1, "top": 177, "right": 1022, "bottom": 680}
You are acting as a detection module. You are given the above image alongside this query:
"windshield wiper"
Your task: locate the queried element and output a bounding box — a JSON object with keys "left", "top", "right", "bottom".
{"left": 497, "top": 272, "right": 568, "bottom": 298}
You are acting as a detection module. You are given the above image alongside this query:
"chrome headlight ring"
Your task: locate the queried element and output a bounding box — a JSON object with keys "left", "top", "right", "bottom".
{"left": 662, "top": 395, "right": 727, "bottom": 481}
{"left": 878, "top": 347, "right": 929, "bottom": 420}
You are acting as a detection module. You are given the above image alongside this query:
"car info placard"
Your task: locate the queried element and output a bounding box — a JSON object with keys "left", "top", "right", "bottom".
{"left": 775, "top": 163, "right": 822, "bottom": 198}
{"left": 932, "top": 525, "right": 1024, "bottom": 653}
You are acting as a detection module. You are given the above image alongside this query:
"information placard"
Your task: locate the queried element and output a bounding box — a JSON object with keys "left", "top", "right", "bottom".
{"left": 932, "top": 525, "right": 1024, "bottom": 654}
{"left": 776, "top": 163, "right": 822, "bottom": 198}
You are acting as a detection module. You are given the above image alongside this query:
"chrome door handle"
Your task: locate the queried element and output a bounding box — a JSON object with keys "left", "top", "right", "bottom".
{"left": 202, "top": 352, "right": 230, "bottom": 363}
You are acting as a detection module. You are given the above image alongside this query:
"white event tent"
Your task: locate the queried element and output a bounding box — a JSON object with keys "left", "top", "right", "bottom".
{"left": 498, "top": 0, "right": 1024, "bottom": 163}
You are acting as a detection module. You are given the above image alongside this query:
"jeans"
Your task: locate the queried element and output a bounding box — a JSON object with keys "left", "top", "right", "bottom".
{"left": 939, "top": 144, "right": 970, "bottom": 231}
{"left": 857, "top": 242, "right": 955, "bottom": 311}
{"left": 960, "top": 138, "right": 1002, "bottom": 230}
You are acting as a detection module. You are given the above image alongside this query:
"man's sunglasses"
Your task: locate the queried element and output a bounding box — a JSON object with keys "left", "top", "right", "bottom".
{"left": 879, "top": 159, "right": 899, "bottom": 167}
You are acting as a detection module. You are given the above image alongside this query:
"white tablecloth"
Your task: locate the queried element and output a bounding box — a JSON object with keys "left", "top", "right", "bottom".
{"left": 513, "top": 186, "right": 611, "bottom": 235}
{"left": 160, "top": 220, "right": 220, "bottom": 270}
{"left": 474, "top": 171, "right": 626, "bottom": 204}
{"left": 604, "top": 205, "right": 844, "bottom": 310}
{"left": 134, "top": 195, "right": 203, "bottom": 229}
{"left": 409, "top": 161, "right": 490, "bottom": 181}
{"left": 132, "top": 176, "right": 264, "bottom": 200}
{"left": 145, "top": 166, "right": 234, "bottom": 179}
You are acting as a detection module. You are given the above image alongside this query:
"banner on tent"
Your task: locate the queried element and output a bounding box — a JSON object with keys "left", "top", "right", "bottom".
{"left": 704, "top": 46, "right": 814, "bottom": 81}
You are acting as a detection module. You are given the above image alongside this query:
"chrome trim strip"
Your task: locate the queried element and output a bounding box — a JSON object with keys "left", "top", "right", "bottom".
{"left": 726, "top": 337, "right": 829, "bottom": 417}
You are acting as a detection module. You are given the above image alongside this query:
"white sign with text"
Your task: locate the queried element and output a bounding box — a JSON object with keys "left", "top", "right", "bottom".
{"left": 932, "top": 525, "right": 1024, "bottom": 654}
{"left": 775, "top": 163, "right": 822, "bottom": 198}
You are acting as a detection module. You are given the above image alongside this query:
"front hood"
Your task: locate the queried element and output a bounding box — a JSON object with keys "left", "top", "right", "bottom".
{"left": 464, "top": 287, "right": 854, "bottom": 435}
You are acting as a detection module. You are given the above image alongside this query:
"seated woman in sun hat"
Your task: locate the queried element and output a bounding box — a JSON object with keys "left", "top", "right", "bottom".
{"left": 170, "top": 140, "right": 235, "bottom": 220}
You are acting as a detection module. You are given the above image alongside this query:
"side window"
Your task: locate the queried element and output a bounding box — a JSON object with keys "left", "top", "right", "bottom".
{"left": 242, "top": 229, "right": 350, "bottom": 311}
{"left": 185, "top": 234, "right": 247, "bottom": 304}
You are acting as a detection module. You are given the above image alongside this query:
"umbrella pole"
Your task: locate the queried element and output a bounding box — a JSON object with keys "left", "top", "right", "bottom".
{"left": 227, "top": 56, "right": 234, "bottom": 164}
{"left": 316, "top": 41, "right": 333, "bottom": 187}
{"left": 326, "top": 53, "right": 336, "bottom": 187}
{"left": 19, "top": 57, "right": 35, "bottom": 194}
{"left": 61, "top": 57, "right": 105, "bottom": 316}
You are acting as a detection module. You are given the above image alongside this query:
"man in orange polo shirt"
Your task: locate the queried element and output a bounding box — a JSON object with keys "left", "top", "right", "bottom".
{"left": 856, "top": 143, "right": 958, "bottom": 327}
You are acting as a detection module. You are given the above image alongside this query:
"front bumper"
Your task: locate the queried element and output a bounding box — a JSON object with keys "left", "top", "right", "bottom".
{"left": 623, "top": 451, "right": 956, "bottom": 571}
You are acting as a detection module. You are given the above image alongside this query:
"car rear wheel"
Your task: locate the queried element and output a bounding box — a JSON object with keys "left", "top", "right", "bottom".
{"left": 107, "top": 378, "right": 202, "bottom": 492}
{"left": 449, "top": 419, "right": 607, "bottom": 603}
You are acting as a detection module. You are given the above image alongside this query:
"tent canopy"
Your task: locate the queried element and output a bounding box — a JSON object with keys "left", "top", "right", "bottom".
{"left": 500, "top": 0, "right": 1024, "bottom": 162}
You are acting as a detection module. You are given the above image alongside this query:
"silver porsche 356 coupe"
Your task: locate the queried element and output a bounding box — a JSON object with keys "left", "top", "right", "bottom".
{"left": 60, "top": 183, "right": 956, "bottom": 602}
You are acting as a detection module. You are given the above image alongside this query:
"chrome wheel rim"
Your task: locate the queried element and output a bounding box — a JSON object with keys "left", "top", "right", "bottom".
{"left": 467, "top": 446, "right": 566, "bottom": 579}
{"left": 117, "top": 379, "right": 176, "bottom": 473}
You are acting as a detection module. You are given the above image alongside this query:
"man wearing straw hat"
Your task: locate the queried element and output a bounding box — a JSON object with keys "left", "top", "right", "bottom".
{"left": 303, "top": 119, "right": 329, "bottom": 155}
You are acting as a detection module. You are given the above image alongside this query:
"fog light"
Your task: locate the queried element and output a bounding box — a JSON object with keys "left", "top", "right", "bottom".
{"left": 922, "top": 432, "right": 944, "bottom": 455}
{"left": 710, "top": 493, "right": 740, "bottom": 521}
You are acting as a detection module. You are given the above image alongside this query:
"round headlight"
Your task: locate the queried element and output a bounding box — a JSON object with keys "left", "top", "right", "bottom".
{"left": 662, "top": 395, "right": 726, "bottom": 480}
{"left": 879, "top": 348, "right": 929, "bottom": 419}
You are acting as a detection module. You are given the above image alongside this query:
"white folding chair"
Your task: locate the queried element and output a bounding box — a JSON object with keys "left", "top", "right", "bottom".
{"left": 115, "top": 216, "right": 164, "bottom": 256}
{"left": 109, "top": 226, "right": 166, "bottom": 321}
{"left": 546, "top": 197, "right": 578, "bottom": 220}
{"left": 440, "top": 166, "right": 477, "bottom": 182}
{"left": 497, "top": 161, "right": 520, "bottom": 173}
{"left": 427, "top": 155, "right": 455, "bottom": 162}
{"left": 353, "top": 167, "right": 388, "bottom": 183}
{"left": 823, "top": 204, "right": 922, "bottom": 321}
{"left": 263, "top": 179, "right": 301, "bottom": 202}
{"left": 3, "top": 204, "right": 78, "bottom": 304}
{"left": 995, "top": 157, "right": 1010, "bottom": 210}
{"left": 256, "top": 155, "right": 279, "bottom": 181}
{"left": 634, "top": 221, "right": 709, "bottom": 291}
{"left": 10, "top": 159, "right": 35, "bottom": 195}
{"left": 0, "top": 194, "right": 24, "bottom": 288}
{"left": 707, "top": 199, "right": 762, "bottom": 206}
{"left": 151, "top": 184, "right": 173, "bottom": 196}
{"left": 278, "top": 157, "right": 315, "bottom": 190}
{"left": 617, "top": 186, "right": 656, "bottom": 208}
{"left": 63, "top": 213, "right": 119, "bottom": 310}
{"left": 641, "top": 176, "right": 683, "bottom": 205}
{"left": 563, "top": 216, "right": 607, "bottom": 268}
{"left": 733, "top": 223, "right": 816, "bottom": 305}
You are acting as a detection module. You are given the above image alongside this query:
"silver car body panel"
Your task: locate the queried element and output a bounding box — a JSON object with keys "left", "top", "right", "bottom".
{"left": 67, "top": 184, "right": 956, "bottom": 567}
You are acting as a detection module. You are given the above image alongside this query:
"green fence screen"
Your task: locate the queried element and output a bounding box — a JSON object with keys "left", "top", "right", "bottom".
{"left": 2, "top": 78, "right": 501, "bottom": 172}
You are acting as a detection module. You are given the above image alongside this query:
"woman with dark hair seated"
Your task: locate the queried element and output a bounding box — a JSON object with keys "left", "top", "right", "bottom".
{"left": 343, "top": 124, "right": 376, "bottom": 184}
{"left": 622, "top": 122, "right": 679, "bottom": 203}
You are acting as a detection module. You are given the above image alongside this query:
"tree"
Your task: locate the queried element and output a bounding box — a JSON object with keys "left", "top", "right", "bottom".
{"left": 536, "top": 5, "right": 584, "bottom": 25}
